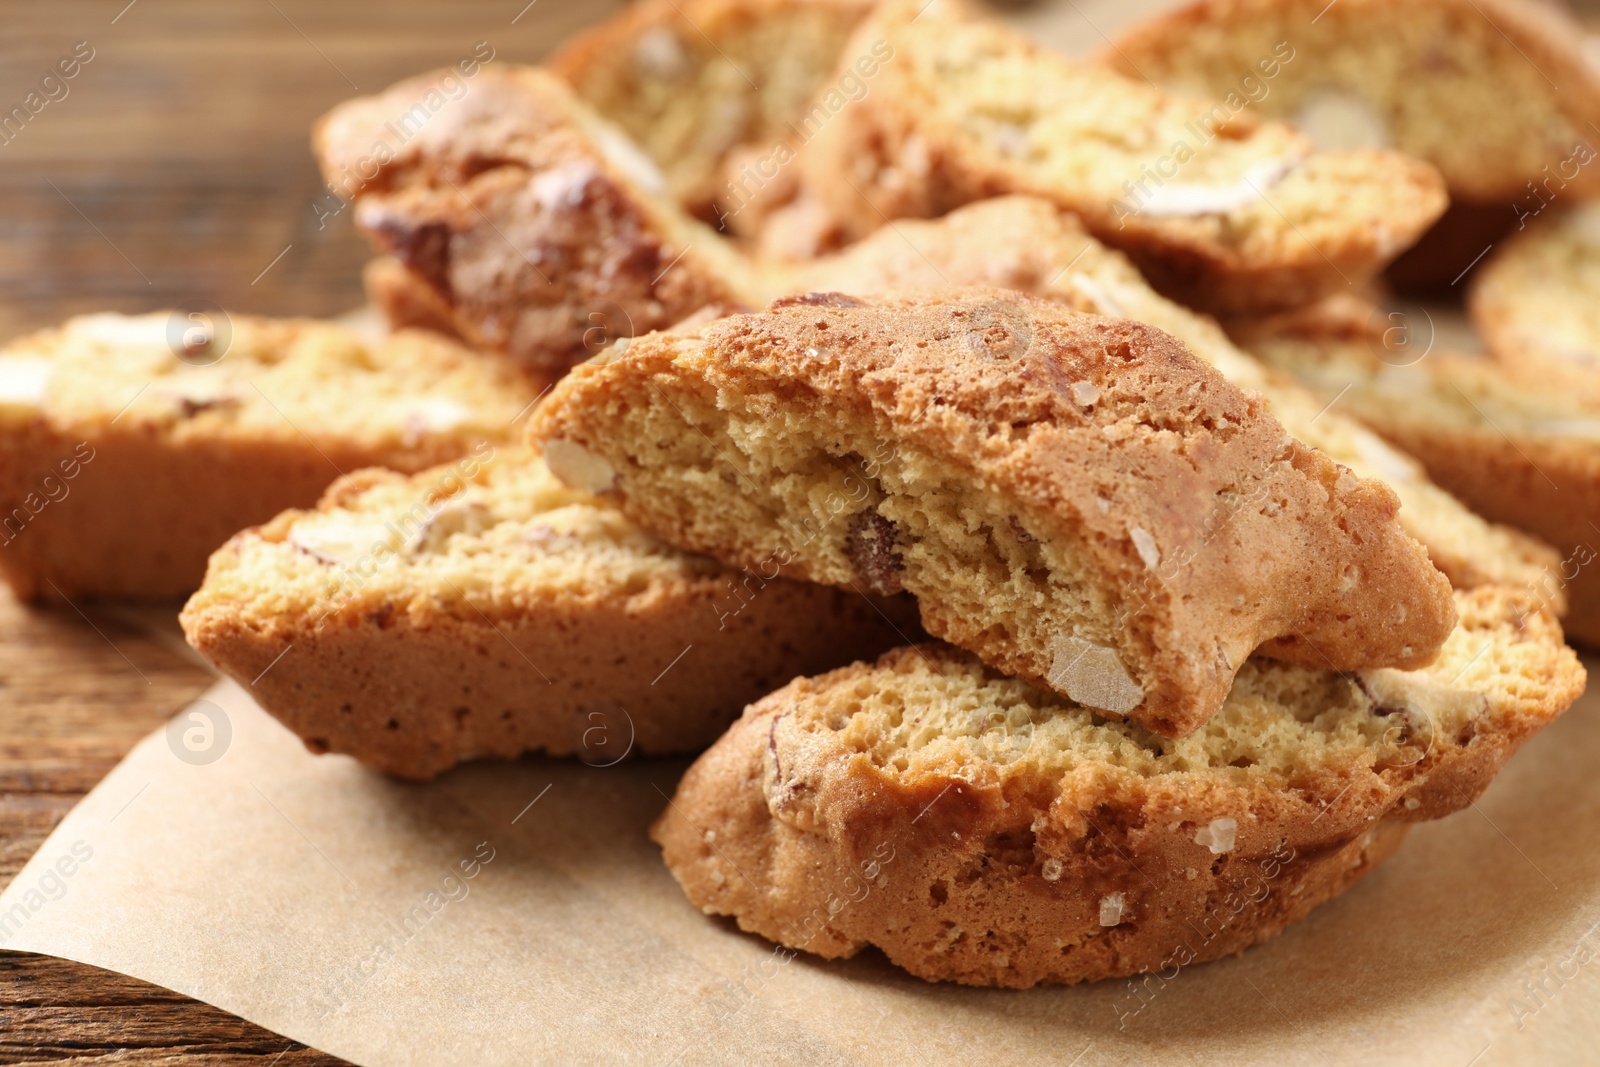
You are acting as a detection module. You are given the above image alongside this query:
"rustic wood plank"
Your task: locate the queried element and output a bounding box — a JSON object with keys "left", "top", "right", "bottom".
{"left": 0, "top": 1, "right": 640, "bottom": 1057}
{"left": 0, "top": 585, "right": 348, "bottom": 1062}
{"left": 0, "top": 951, "right": 348, "bottom": 1064}
{"left": 0, "top": 0, "right": 627, "bottom": 342}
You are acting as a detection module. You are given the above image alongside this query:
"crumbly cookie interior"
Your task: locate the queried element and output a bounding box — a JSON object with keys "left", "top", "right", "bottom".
{"left": 194, "top": 449, "right": 720, "bottom": 624}
{"left": 789, "top": 585, "right": 1535, "bottom": 787}
{"left": 553, "top": 344, "right": 1126, "bottom": 685}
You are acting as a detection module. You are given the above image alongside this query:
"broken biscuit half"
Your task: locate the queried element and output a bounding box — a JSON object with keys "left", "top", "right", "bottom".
{"left": 530, "top": 288, "right": 1456, "bottom": 737}
{"left": 787, "top": 195, "right": 1562, "bottom": 604}
{"left": 181, "top": 446, "right": 916, "bottom": 779}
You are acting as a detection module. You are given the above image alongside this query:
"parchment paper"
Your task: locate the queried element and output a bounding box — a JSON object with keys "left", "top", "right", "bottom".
{"left": 2, "top": 674, "right": 1598, "bottom": 1066}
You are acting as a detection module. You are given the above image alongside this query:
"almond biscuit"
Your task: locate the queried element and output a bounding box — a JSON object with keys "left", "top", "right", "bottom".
{"left": 653, "top": 586, "right": 1582, "bottom": 987}
{"left": 530, "top": 289, "right": 1457, "bottom": 737}
{"left": 181, "top": 446, "right": 916, "bottom": 779}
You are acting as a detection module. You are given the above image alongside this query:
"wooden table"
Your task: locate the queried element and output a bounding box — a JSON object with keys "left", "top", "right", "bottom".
{"left": 0, "top": 590, "right": 351, "bottom": 1062}
{"left": 0, "top": 1, "right": 636, "bottom": 1060}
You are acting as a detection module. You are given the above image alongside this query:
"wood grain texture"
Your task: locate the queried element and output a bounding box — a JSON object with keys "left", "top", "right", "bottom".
{"left": 0, "top": 3, "right": 628, "bottom": 1060}
{"left": 0, "top": 586, "right": 350, "bottom": 1062}
{"left": 0, "top": 0, "right": 626, "bottom": 343}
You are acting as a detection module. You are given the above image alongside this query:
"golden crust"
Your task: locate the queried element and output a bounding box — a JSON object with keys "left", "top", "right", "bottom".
{"left": 313, "top": 65, "right": 768, "bottom": 375}
{"left": 531, "top": 288, "right": 1455, "bottom": 737}
{"left": 180, "top": 448, "right": 917, "bottom": 779}
{"left": 786, "top": 0, "right": 1446, "bottom": 314}
{"left": 652, "top": 586, "right": 1584, "bottom": 987}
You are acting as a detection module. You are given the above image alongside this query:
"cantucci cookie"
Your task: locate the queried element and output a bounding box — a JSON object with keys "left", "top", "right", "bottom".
{"left": 314, "top": 65, "right": 768, "bottom": 376}
{"left": 548, "top": 0, "right": 874, "bottom": 221}
{"left": 530, "top": 289, "right": 1456, "bottom": 738}
{"left": 1110, "top": 0, "right": 1600, "bottom": 282}
{"left": 180, "top": 447, "right": 915, "bottom": 779}
{"left": 653, "top": 586, "right": 1583, "bottom": 988}
{"left": 787, "top": 0, "right": 1447, "bottom": 313}
{"left": 1470, "top": 203, "right": 1600, "bottom": 390}
{"left": 1233, "top": 295, "right": 1600, "bottom": 643}
{"left": 0, "top": 313, "right": 538, "bottom": 602}
{"left": 790, "top": 195, "right": 1561, "bottom": 602}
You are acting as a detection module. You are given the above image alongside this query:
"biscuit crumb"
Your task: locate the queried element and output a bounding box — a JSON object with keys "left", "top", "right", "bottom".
{"left": 1099, "top": 892, "right": 1124, "bottom": 926}
{"left": 1194, "top": 817, "right": 1237, "bottom": 854}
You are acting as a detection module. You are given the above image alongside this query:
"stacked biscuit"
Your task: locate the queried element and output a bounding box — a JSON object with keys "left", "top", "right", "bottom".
{"left": 2, "top": 0, "right": 1589, "bottom": 990}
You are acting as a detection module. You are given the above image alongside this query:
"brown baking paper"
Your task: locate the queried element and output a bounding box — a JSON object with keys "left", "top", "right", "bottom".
{"left": 2, "top": 674, "right": 1598, "bottom": 1066}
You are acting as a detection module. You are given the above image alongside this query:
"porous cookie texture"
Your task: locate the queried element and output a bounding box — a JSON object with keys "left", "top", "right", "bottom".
{"left": 531, "top": 289, "right": 1456, "bottom": 738}
{"left": 1109, "top": 0, "right": 1600, "bottom": 206}
{"left": 789, "top": 0, "right": 1447, "bottom": 314}
{"left": 1235, "top": 295, "right": 1600, "bottom": 644}
{"left": 314, "top": 65, "right": 768, "bottom": 375}
{"left": 549, "top": 0, "right": 874, "bottom": 221}
{"left": 0, "top": 313, "right": 537, "bottom": 602}
{"left": 1470, "top": 203, "right": 1600, "bottom": 391}
{"left": 652, "top": 586, "right": 1583, "bottom": 987}
{"left": 181, "top": 447, "right": 917, "bottom": 780}
{"left": 789, "top": 195, "right": 1561, "bottom": 602}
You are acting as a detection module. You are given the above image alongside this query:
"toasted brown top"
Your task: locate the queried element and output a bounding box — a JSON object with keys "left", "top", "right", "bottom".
{"left": 786, "top": 195, "right": 1562, "bottom": 601}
